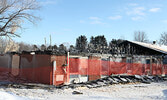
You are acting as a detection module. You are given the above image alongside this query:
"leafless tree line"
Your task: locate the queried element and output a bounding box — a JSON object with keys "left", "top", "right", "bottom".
{"left": 134, "top": 31, "right": 148, "bottom": 42}
{"left": 134, "top": 31, "right": 167, "bottom": 45}
{"left": 1, "top": 31, "right": 167, "bottom": 54}
{"left": 160, "top": 32, "right": 167, "bottom": 45}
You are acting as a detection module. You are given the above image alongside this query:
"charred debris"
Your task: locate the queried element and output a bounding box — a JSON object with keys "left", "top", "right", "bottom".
{"left": 6, "top": 40, "right": 167, "bottom": 58}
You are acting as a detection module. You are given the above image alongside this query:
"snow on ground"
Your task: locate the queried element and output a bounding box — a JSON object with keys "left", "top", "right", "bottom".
{"left": 0, "top": 91, "right": 27, "bottom": 100}
{"left": 1, "top": 82, "right": 167, "bottom": 100}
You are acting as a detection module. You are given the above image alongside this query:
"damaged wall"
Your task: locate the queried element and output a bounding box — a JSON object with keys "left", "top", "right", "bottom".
{"left": 0, "top": 54, "right": 67, "bottom": 85}
{"left": 0, "top": 54, "right": 12, "bottom": 82}
{"left": 19, "top": 54, "right": 53, "bottom": 84}
{"left": 0, "top": 53, "right": 167, "bottom": 85}
{"left": 69, "top": 55, "right": 167, "bottom": 83}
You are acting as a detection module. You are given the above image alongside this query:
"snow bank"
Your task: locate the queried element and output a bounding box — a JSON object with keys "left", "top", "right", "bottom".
{"left": 0, "top": 91, "right": 27, "bottom": 100}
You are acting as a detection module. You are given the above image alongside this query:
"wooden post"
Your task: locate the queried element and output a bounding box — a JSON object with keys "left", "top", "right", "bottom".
{"left": 45, "top": 37, "right": 46, "bottom": 50}
{"left": 50, "top": 34, "right": 52, "bottom": 47}
{"left": 161, "top": 56, "right": 164, "bottom": 76}
{"left": 150, "top": 56, "right": 152, "bottom": 75}
{"left": 66, "top": 52, "right": 70, "bottom": 83}
{"left": 53, "top": 61, "right": 56, "bottom": 85}
{"left": 108, "top": 56, "right": 111, "bottom": 76}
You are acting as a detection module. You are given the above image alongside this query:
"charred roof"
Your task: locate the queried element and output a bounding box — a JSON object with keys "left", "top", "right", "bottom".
{"left": 119, "top": 40, "right": 167, "bottom": 55}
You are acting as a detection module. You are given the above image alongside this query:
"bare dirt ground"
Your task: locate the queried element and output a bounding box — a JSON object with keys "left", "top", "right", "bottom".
{"left": 1, "top": 81, "right": 167, "bottom": 100}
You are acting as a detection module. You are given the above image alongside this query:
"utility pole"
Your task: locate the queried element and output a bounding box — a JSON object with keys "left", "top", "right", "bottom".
{"left": 50, "top": 34, "right": 52, "bottom": 46}
{"left": 45, "top": 37, "right": 46, "bottom": 50}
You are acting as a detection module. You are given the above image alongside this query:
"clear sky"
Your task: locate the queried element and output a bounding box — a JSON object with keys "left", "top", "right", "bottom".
{"left": 14, "top": 0, "right": 167, "bottom": 46}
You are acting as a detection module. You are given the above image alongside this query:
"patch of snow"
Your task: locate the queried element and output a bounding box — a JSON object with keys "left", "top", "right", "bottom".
{"left": 0, "top": 91, "right": 27, "bottom": 100}
{"left": 1, "top": 82, "right": 167, "bottom": 100}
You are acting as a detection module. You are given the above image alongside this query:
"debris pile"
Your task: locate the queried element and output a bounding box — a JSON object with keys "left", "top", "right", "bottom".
{"left": 22, "top": 50, "right": 67, "bottom": 55}
{"left": 57, "top": 75, "right": 167, "bottom": 89}
{"left": 0, "top": 75, "right": 167, "bottom": 90}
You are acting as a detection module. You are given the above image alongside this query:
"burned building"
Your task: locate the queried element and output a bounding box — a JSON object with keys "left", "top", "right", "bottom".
{"left": 0, "top": 40, "right": 167, "bottom": 85}
{"left": 119, "top": 40, "right": 167, "bottom": 55}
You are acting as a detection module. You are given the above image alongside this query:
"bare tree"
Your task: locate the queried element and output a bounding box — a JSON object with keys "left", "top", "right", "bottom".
{"left": 160, "top": 32, "right": 167, "bottom": 45}
{"left": 134, "top": 31, "right": 148, "bottom": 42}
{"left": 4, "top": 39, "right": 19, "bottom": 53}
{"left": 0, "top": 37, "right": 7, "bottom": 53}
{"left": 0, "top": 0, "right": 40, "bottom": 38}
{"left": 0, "top": 37, "right": 19, "bottom": 53}
{"left": 18, "top": 42, "right": 33, "bottom": 52}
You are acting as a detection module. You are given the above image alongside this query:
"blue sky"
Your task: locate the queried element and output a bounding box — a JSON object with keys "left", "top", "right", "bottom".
{"left": 14, "top": 0, "right": 167, "bottom": 46}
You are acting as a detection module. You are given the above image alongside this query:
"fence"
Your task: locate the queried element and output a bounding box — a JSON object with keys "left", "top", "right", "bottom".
{"left": 0, "top": 54, "right": 67, "bottom": 85}
{"left": 0, "top": 54, "right": 166, "bottom": 85}
{"left": 69, "top": 55, "right": 166, "bottom": 82}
